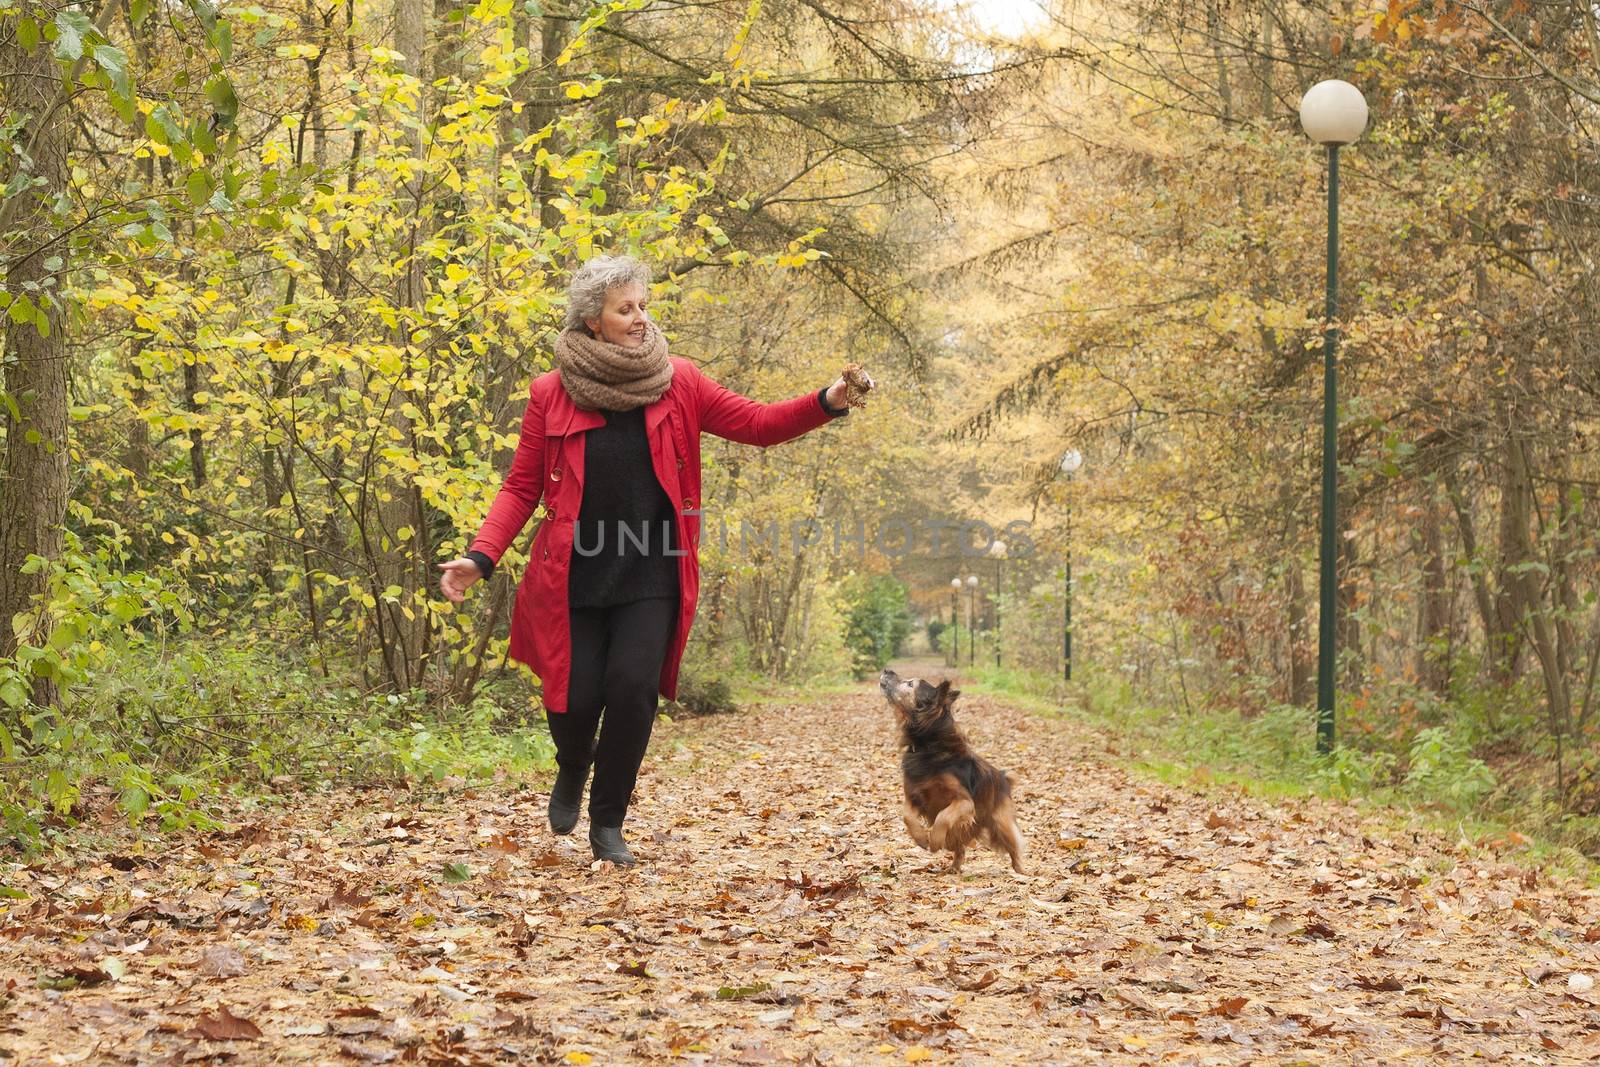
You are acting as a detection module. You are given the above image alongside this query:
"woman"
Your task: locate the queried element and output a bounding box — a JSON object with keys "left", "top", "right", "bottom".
{"left": 438, "top": 254, "right": 868, "bottom": 866}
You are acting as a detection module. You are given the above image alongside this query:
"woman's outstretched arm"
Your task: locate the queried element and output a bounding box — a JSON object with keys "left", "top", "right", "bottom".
{"left": 694, "top": 361, "right": 849, "bottom": 447}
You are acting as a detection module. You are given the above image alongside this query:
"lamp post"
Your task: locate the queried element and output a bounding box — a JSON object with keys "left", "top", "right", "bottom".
{"left": 1299, "top": 79, "right": 1368, "bottom": 755}
{"left": 949, "top": 577, "right": 962, "bottom": 668}
{"left": 1060, "top": 449, "right": 1083, "bottom": 681}
{"left": 990, "top": 539, "right": 1007, "bottom": 669}
{"left": 965, "top": 575, "right": 978, "bottom": 667}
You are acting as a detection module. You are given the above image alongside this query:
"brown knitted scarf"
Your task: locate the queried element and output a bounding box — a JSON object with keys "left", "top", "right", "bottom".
{"left": 553, "top": 319, "right": 673, "bottom": 411}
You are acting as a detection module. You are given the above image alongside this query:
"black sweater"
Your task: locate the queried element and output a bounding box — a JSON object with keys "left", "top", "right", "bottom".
{"left": 467, "top": 385, "right": 847, "bottom": 592}
{"left": 566, "top": 404, "right": 680, "bottom": 607}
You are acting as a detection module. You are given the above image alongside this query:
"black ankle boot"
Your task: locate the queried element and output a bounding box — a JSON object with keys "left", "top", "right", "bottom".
{"left": 589, "top": 825, "right": 636, "bottom": 867}
{"left": 547, "top": 764, "right": 588, "bottom": 835}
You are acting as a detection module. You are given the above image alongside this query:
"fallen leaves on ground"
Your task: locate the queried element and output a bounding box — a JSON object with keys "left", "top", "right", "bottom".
{"left": 4, "top": 675, "right": 1600, "bottom": 1063}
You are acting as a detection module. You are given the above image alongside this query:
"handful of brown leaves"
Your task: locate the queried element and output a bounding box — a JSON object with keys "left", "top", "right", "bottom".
{"left": 841, "top": 362, "right": 876, "bottom": 408}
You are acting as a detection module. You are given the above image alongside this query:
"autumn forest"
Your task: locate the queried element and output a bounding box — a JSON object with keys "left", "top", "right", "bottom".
{"left": 6, "top": 0, "right": 1600, "bottom": 1059}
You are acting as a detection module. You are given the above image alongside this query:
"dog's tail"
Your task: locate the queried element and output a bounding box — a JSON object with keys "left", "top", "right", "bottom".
{"left": 996, "top": 775, "right": 1027, "bottom": 875}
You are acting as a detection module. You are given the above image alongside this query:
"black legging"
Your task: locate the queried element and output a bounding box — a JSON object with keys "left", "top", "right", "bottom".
{"left": 546, "top": 595, "right": 678, "bottom": 828}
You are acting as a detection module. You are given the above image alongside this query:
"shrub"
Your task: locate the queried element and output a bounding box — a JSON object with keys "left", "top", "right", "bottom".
{"left": 840, "top": 574, "right": 911, "bottom": 679}
{"left": 671, "top": 674, "right": 739, "bottom": 716}
{"left": 1403, "top": 725, "right": 1497, "bottom": 809}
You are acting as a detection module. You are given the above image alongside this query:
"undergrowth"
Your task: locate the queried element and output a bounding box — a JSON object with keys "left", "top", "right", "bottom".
{"left": 963, "top": 662, "right": 1600, "bottom": 881}
{"left": 1, "top": 634, "right": 555, "bottom": 857}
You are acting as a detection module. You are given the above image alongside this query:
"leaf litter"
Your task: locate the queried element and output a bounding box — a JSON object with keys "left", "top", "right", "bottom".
{"left": 3, "top": 688, "right": 1599, "bottom": 1062}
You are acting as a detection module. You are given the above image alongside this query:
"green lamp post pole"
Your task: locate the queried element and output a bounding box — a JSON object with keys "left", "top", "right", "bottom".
{"left": 1300, "top": 80, "right": 1368, "bottom": 755}
{"left": 1063, "top": 536, "right": 1072, "bottom": 681}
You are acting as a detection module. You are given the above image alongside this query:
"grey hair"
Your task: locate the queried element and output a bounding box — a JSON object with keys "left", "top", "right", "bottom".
{"left": 562, "top": 254, "right": 653, "bottom": 334}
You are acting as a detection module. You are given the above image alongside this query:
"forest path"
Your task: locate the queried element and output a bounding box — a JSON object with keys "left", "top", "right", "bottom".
{"left": 7, "top": 675, "right": 1600, "bottom": 1064}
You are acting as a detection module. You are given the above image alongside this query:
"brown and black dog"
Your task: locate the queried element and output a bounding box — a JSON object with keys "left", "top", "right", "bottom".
{"left": 878, "top": 669, "right": 1027, "bottom": 874}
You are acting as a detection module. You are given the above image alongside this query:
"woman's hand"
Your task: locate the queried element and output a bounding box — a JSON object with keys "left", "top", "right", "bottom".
{"left": 438, "top": 557, "right": 485, "bottom": 604}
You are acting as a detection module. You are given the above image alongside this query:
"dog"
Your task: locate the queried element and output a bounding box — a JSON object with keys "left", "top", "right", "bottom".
{"left": 877, "top": 669, "right": 1027, "bottom": 874}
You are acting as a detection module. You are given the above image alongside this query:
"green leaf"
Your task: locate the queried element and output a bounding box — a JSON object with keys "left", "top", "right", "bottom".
{"left": 111, "top": 91, "right": 137, "bottom": 125}
{"left": 92, "top": 42, "right": 126, "bottom": 77}
{"left": 17, "top": 17, "right": 39, "bottom": 51}
{"left": 120, "top": 785, "right": 151, "bottom": 818}
{"left": 108, "top": 594, "right": 141, "bottom": 623}
{"left": 52, "top": 10, "right": 93, "bottom": 61}
{"left": 215, "top": 19, "right": 232, "bottom": 61}
{"left": 186, "top": 171, "right": 211, "bottom": 207}
{"left": 441, "top": 862, "right": 472, "bottom": 883}
{"left": 157, "top": 108, "right": 185, "bottom": 147}
{"left": 186, "top": 0, "right": 218, "bottom": 35}
{"left": 191, "top": 116, "right": 219, "bottom": 155}
{"left": 715, "top": 982, "right": 771, "bottom": 1000}
{"left": 130, "top": 0, "right": 150, "bottom": 26}
{"left": 204, "top": 74, "right": 239, "bottom": 127}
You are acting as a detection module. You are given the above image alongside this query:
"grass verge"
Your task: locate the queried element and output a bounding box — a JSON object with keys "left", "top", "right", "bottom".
{"left": 959, "top": 662, "right": 1600, "bottom": 886}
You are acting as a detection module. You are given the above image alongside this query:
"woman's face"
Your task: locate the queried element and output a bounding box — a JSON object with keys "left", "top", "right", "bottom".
{"left": 584, "top": 282, "right": 650, "bottom": 347}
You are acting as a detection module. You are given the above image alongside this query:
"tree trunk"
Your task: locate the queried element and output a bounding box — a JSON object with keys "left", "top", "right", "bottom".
{"left": 0, "top": 16, "right": 72, "bottom": 711}
{"left": 1336, "top": 491, "right": 1363, "bottom": 689}
{"left": 1504, "top": 433, "right": 1574, "bottom": 798}
{"left": 1285, "top": 562, "right": 1311, "bottom": 707}
{"left": 1444, "top": 463, "right": 1521, "bottom": 683}
{"left": 535, "top": 16, "right": 569, "bottom": 233}
{"left": 372, "top": 0, "right": 431, "bottom": 692}
{"left": 1414, "top": 489, "right": 1451, "bottom": 695}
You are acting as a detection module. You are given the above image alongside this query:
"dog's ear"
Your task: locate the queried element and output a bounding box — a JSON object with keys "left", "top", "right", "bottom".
{"left": 933, "top": 679, "right": 951, "bottom": 705}
{"left": 945, "top": 687, "right": 961, "bottom": 707}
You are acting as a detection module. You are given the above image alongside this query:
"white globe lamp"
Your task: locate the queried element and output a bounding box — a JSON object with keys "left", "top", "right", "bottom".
{"left": 1299, "top": 80, "right": 1368, "bottom": 146}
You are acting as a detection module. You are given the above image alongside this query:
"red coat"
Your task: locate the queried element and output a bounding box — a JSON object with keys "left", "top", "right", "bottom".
{"left": 469, "top": 357, "right": 843, "bottom": 713}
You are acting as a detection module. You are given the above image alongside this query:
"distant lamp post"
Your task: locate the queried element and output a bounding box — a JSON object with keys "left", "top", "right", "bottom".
{"left": 965, "top": 575, "right": 979, "bottom": 667}
{"left": 1300, "top": 78, "right": 1368, "bottom": 755}
{"left": 1060, "top": 449, "right": 1084, "bottom": 681}
{"left": 949, "top": 577, "right": 963, "bottom": 668}
{"left": 989, "top": 539, "right": 1008, "bottom": 668}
